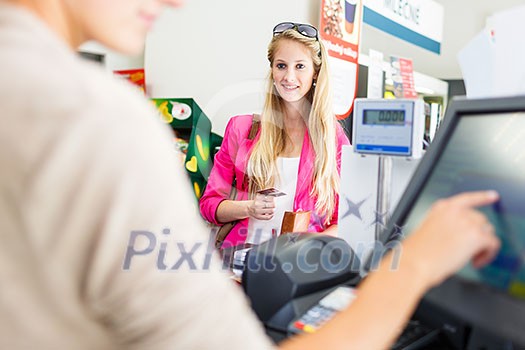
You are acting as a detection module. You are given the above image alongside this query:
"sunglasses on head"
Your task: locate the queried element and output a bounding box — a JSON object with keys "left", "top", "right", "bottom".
{"left": 272, "top": 22, "right": 319, "bottom": 40}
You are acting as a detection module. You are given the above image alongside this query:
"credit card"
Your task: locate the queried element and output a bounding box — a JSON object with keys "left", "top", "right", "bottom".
{"left": 257, "top": 187, "right": 287, "bottom": 197}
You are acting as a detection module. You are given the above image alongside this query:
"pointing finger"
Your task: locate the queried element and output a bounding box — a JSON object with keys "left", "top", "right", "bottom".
{"left": 448, "top": 190, "right": 499, "bottom": 209}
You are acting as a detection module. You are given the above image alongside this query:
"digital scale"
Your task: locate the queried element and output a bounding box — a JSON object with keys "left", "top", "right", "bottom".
{"left": 351, "top": 98, "right": 426, "bottom": 240}
{"left": 353, "top": 98, "right": 425, "bottom": 159}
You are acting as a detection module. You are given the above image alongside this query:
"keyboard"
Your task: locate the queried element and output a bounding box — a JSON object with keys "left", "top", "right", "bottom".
{"left": 286, "top": 286, "right": 439, "bottom": 350}
{"left": 288, "top": 286, "right": 357, "bottom": 334}
{"left": 392, "top": 320, "right": 440, "bottom": 350}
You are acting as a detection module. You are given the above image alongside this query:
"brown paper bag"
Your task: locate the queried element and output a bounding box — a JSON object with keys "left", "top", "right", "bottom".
{"left": 280, "top": 211, "right": 311, "bottom": 234}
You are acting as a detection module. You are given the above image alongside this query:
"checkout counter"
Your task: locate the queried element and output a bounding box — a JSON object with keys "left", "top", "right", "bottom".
{"left": 237, "top": 96, "right": 525, "bottom": 350}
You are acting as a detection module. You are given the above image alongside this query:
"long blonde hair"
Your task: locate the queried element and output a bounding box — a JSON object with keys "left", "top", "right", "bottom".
{"left": 248, "top": 28, "right": 340, "bottom": 224}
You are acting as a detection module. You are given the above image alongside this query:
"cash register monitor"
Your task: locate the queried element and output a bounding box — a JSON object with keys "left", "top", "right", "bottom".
{"left": 379, "top": 96, "right": 525, "bottom": 346}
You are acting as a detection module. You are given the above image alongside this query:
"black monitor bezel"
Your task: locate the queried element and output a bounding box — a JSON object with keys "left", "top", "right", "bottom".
{"left": 380, "top": 95, "right": 525, "bottom": 346}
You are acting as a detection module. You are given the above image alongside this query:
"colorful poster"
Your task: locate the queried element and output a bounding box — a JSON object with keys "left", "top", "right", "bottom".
{"left": 114, "top": 68, "right": 146, "bottom": 94}
{"left": 390, "top": 56, "right": 417, "bottom": 98}
{"left": 320, "top": 0, "right": 363, "bottom": 119}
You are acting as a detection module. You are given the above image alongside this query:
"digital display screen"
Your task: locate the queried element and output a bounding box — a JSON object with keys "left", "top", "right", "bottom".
{"left": 401, "top": 113, "right": 525, "bottom": 299}
{"left": 363, "top": 109, "right": 406, "bottom": 126}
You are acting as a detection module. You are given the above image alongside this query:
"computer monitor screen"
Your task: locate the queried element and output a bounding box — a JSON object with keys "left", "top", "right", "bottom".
{"left": 383, "top": 96, "right": 525, "bottom": 346}
{"left": 402, "top": 112, "right": 525, "bottom": 296}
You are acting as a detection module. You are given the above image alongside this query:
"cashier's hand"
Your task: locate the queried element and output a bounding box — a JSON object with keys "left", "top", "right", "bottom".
{"left": 403, "top": 191, "right": 501, "bottom": 289}
{"left": 248, "top": 194, "right": 275, "bottom": 220}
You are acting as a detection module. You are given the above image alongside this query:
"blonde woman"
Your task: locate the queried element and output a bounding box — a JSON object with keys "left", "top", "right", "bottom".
{"left": 200, "top": 22, "right": 351, "bottom": 248}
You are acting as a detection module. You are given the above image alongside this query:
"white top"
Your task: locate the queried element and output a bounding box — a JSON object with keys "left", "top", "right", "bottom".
{"left": 247, "top": 157, "right": 300, "bottom": 244}
{"left": 0, "top": 4, "right": 273, "bottom": 350}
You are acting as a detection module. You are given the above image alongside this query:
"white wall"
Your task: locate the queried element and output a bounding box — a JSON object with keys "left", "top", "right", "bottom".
{"left": 146, "top": 0, "right": 321, "bottom": 135}
{"left": 144, "top": 0, "right": 525, "bottom": 133}
{"left": 80, "top": 0, "right": 525, "bottom": 83}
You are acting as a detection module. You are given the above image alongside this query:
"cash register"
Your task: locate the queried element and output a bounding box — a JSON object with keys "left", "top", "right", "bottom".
{"left": 242, "top": 95, "right": 525, "bottom": 349}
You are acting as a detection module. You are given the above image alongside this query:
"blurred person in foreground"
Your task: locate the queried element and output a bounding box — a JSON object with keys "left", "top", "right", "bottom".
{"left": 0, "top": 0, "right": 500, "bottom": 349}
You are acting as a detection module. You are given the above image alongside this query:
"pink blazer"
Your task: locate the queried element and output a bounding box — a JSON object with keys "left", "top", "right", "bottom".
{"left": 199, "top": 114, "right": 350, "bottom": 248}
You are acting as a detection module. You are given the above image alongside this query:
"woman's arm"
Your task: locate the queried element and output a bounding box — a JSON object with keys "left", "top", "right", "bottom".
{"left": 216, "top": 200, "right": 251, "bottom": 222}
{"left": 216, "top": 194, "right": 276, "bottom": 223}
{"left": 200, "top": 115, "right": 272, "bottom": 225}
